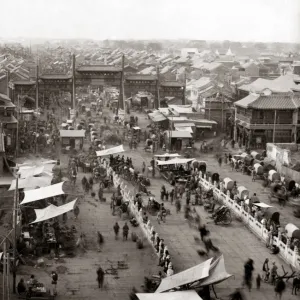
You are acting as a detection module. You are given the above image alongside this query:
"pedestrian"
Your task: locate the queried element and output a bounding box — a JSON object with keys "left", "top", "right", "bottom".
{"left": 218, "top": 156, "right": 222, "bottom": 167}
{"left": 51, "top": 271, "right": 58, "bottom": 296}
{"left": 243, "top": 258, "right": 254, "bottom": 291}
{"left": 142, "top": 161, "right": 146, "bottom": 174}
{"left": 73, "top": 206, "right": 80, "bottom": 220}
{"left": 271, "top": 262, "right": 278, "bottom": 285}
{"left": 170, "top": 189, "right": 174, "bottom": 204}
{"left": 275, "top": 277, "right": 285, "bottom": 299}
{"left": 262, "top": 258, "right": 269, "bottom": 282}
{"left": 96, "top": 267, "right": 105, "bottom": 288}
{"left": 113, "top": 222, "right": 120, "bottom": 239}
{"left": 198, "top": 224, "right": 209, "bottom": 241}
{"left": 203, "top": 233, "right": 219, "bottom": 255}
{"left": 175, "top": 199, "right": 181, "bottom": 213}
{"left": 165, "top": 191, "right": 169, "bottom": 202}
{"left": 123, "top": 222, "right": 129, "bottom": 241}
{"left": 256, "top": 274, "right": 261, "bottom": 290}
{"left": 224, "top": 153, "right": 228, "bottom": 164}
{"left": 186, "top": 189, "right": 191, "bottom": 206}
{"left": 252, "top": 169, "right": 256, "bottom": 182}
{"left": 97, "top": 231, "right": 104, "bottom": 252}
{"left": 231, "top": 140, "right": 235, "bottom": 149}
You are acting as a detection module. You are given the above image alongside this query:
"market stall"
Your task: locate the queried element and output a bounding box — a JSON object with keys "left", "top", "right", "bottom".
{"left": 59, "top": 130, "right": 85, "bottom": 149}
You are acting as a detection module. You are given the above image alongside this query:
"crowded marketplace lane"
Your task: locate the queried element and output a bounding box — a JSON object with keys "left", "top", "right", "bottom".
{"left": 121, "top": 145, "right": 294, "bottom": 300}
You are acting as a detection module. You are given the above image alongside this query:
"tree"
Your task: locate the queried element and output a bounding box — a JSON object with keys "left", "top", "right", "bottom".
{"left": 222, "top": 40, "right": 231, "bottom": 49}
{"left": 146, "top": 42, "right": 162, "bottom": 52}
{"left": 254, "top": 42, "right": 267, "bottom": 51}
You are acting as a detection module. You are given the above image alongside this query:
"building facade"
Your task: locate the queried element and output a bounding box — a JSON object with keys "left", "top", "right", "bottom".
{"left": 234, "top": 93, "right": 300, "bottom": 148}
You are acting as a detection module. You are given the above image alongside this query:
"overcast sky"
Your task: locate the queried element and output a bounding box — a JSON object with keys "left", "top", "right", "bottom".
{"left": 1, "top": 0, "right": 299, "bottom": 43}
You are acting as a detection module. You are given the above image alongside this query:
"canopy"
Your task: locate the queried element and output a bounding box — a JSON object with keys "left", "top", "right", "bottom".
{"left": 175, "top": 126, "right": 193, "bottom": 134}
{"left": 157, "top": 158, "right": 194, "bottom": 166}
{"left": 9, "top": 175, "right": 52, "bottom": 191}
{"left": 155, "top": 258, "right": 212, "bottom": 293}
{"left": 285, "top": 223, "right": 299, "bottom": 238}
{"left": 96, "top": 145, "right": 125, "bottom": 157}
{"left": 31, "top": 199, "right": 77, "bottom": 224}
{"left": 253, "top": 202, "right": 272, "bottom": 208}
{"left": 21, "top": 182, "right": 65, "bottom": 205}
{"left": 67, "top": 120, "right": 73, "bottom": 124}
{"left": 132, "top": 126, "right": 141, "bottom": 130}
{"left": 60, "top": 130, "right": 86, "bottom": 138}
{"left": 155, "top": 153, "right": 181, "bottom": 158}
{"left": 195, "top": 255, "right": 233, "bottom": 287}
{"left": 137, "top": 291, "right": 202, "bottom": 300}
{"left": 18, "top": 166, "right": 44, "bottom": 179}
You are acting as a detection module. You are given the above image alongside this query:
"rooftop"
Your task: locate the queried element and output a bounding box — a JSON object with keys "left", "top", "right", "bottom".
{"left": 161, "top": 81, "right": 184, "bottom": 87}
{"left": 76, "top": 65, "right": 122, "bottom": 72}
{"left": 125, "top": 75, "right": 157, "bottom": 81}
{"left": 13, "top": 80, "right": 36, "bottom": 86}
{"left": 235, "top": 93, "right": 300, "bottom": 110}
{"left": 40, "top": 74, "right": 72, "bottom": 80}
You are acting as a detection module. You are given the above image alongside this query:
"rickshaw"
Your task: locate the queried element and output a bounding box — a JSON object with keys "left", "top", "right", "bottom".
{"left": 264, "top": 208, "right": 280, "bottom": 230}
{"left": 116, "top": 201, "right": 130, "bottom": 217}
{"left": 223, "top": 177, "right": 234, "bottom": 191}
{"left": 253, "top": 163, "right": 264, "bottom": 178}
{"left": 269, "top": 182, "right": 288, "bottom": 204}
{"left": 212, "top": 205, "right": 232, "bottom": 225}
{"left": 61, "top": 123, "right": 68, "bottom": 130}
{"left": 268, "top": 170, "right": 281, "bottom": 183}
{"left": 251, "top": 151, "right": 261, "bottom": 160}
{"left": 191, "top": 160, "right": 207, "bottom": 173}
{"left": 237, "top": 186, "right": 250, "bottom": 202}
{"left": 99, "top": 177, "right": 113, "bottom": 190}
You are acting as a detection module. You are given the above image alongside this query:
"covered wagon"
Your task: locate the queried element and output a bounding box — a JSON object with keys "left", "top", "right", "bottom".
{"left": 268, "top": 170, "right": 281, "bottom": 182}
{"left": 223, "top": 177, "right": 234, "bottom": 190}
{"left": 237, "top": 186, "right": 249, "bottom": 201}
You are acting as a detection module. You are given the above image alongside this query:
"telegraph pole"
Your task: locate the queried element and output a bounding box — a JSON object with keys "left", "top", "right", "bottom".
{"left": 156, "top": 66, "right": 160, "bottom": 109}
{"left": 72, "top": 54, "right": 76, "bottom": 109}
{"left": 183, "top": 72, "right": 186, "bottom": 105}
{"left": 118, "top": 54, "right": 125, "bottom": 111}
{"left": 35, "top": 63, "right": 39, "bottom": 153}
{"left": 12, "top": 168, "right": 19, "bottom": 293}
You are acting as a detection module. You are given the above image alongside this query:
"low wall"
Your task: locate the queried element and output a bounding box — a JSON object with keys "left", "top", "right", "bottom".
{"left": 199, "top": 177, "right": 300, "bottom": 270}
{"left": 276, "top": 162, "right": 300, "bottom": 182}
{"left": 111, "top": 169, "right": 173, "bottom": 267}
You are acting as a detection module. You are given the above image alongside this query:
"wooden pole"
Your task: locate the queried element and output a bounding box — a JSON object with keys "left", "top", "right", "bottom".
{"left": 156, "top": 66, "right": 160, "bottom": 109}
{"left": 6, "top": 252, "right": 10, "bottom": 300}
{"left": 72, "top": 54, "right": 76, "bottom": 110}
{"left": 12, "top": 171, "right": 18, "bottom": 294}
{"left": 273, "top": 110, "right": 277, "bottom": 143}
{"left": 3, "top": 239, "right": 6, "bottom": 300}
{"left": 15, "top": 95, "right": 19, "bottom": 158}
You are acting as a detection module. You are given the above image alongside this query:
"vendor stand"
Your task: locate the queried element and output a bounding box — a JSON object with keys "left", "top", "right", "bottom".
{"left": 59, "top": 130, "right": 85, "bottom": 150}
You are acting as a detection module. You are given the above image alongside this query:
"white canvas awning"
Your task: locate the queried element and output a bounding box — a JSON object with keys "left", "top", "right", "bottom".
{"left": 18, "top": 166, "right": 44, "bottom": 179}
{"left": 96, "top": 145, "right": 124, "bottom": 157}
{"left": 137, "top": 291, "right": 202, "bottom": 300}
{"left": 9, "top": 175, "right": 52, "bottom": 191}
{"left": 195, "top": 255, "right": 233, "bottom": 287}
{"left": 31, "top": 199, "right": 77, "bottom": 224}
{"left": 60, "top": 130, "right": 86, "bottom": 138}
{"left": 253, "top": 202, "right": 273, "bottom": 208}
{"left": 155, "top": 153, "right": 181, "bottom": 158}
{"left": 175, "top": 126, "right": 193, "bottom": 133}
{"left": 157, "top": 158, "right": 194, "bottom": 166}
{"left": 21, "top": 182, "right": 65, "bottom": 205}
{"left": 155, "top": 258, "right": 212, "bottom": 293}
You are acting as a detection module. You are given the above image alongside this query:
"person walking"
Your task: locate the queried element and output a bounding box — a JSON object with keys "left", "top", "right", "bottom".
{"left": 97, "top": 231, "right": 104, "bottom": 252}
{"left": 243, "top": 259, "right": 254, "bottom": 291}
{"left": 113, "top": 222, "right": 120, "bottom": 240}
{"left": 256, "top": 274, "right": 261, "bottom": 290}
{"left": 218, "top": 156, "right": 222, "bottom": 167}
{"left": 123, "top": 222, "right": 129, "bottom": 241}
{"left": 203, "top": 233, "right": 219, "bottom": 255}
{"left": 73, "top": 206, "right": 80, "bottom": 220}
{"left": 96, "top": 267, "right": 105, "bottom": 288}
{"left": 262, "top": 258, "right": 269, "bottom": 282}
{"left": 275, "top": 277, "right": 285, "bottom": 299}
{"left": 271, "top": 262, "right": 278, "bottom": 285}
{"left": 51, "top": 271, "right": 58, "bottom": 296}
{"left": 142, "top": 161, "right": 146, "bottom": 174}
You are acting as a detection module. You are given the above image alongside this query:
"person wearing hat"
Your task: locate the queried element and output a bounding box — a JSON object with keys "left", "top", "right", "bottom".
{"left": 167, "top": 263, "right": 174, "bottom": 277}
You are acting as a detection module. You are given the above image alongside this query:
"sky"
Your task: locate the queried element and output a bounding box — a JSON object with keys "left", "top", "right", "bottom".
{"left": 0, "top": 0, "right": 299, "bottom": 43}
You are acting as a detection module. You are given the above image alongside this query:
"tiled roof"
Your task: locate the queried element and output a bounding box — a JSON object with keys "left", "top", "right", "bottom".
{"left": 250, "top": 95, "right": 300, "bottom": 110}
{"left": 76, "top": 65, "right": 122, "bottom": 72}
{"left": 234, "top": 93, "right": 260, "bottom": 108}
{"left": 161, "top": 81, "right": 184, "bottom": 87}
{"left": 125, "top": 75, "right": 157, "bottom": 81}
{"left": 40, "top": 74, "right": 72, "bottom": 80}
{"left": 235, "top": 94, "right": 300, "bottom": 110}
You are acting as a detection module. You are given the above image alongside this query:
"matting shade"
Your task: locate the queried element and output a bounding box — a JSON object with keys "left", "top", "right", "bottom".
{"left": 21, "top": 182, "right": 65, "bottom": 205}
{"left": 31, "top": 199, "right": 77, "bottom": 224}
{"left": 9, "top": 175, "right": 52, "bottom": 191}
{"left": 155, "top": 258, "right": 212, "bottom": 293}
{"left": 157, "top": 158, "right": 194, "bottom": 166}
{"left": 96, "top": 145, "right": 125, "bottom": 156}
{"left": 137, "top": 291, "right": 202, "bottom": 300}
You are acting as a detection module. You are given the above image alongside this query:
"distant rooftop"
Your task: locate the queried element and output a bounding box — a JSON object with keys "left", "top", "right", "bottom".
{"left": 76, "top": 65, "right": 122, "bottom": 72}
{"left": 39, "top": 74, "right": 72, "bottom": 80}
{"left": 126, "top": 75, "right": 157, "bottom": 81}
